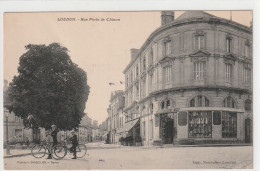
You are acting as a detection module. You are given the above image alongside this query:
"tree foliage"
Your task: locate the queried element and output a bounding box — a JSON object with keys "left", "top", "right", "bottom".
{"left": 5, "top": 43, "right": 90, "bottom": 130}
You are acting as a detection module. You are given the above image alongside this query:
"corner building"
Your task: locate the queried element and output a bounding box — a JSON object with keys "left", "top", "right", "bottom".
{"left": 123, "top": 11, "right": 252, "bottom": 146}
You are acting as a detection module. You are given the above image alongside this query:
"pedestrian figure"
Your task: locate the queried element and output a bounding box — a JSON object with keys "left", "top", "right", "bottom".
{"left": 69, "top": 130, "right": 78, "bottom": 159}
{"left": 51, "top": 125, "right": 58, "bottom": 147}
{"left": 45, "top": 130, "right": 53, "bottom": 159}
{"left": 25, "top": 137, "right": 29, "bottom": 148}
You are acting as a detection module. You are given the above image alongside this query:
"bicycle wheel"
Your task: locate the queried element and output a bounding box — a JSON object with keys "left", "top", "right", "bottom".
{"left": 31, "top": 144, "right": 46, "bottom": 159}
{"left": 52, "top": 145, "right": 67, "bottom": 160}
{"left": 76, "top": 144, "right": 87, "bottom": 158}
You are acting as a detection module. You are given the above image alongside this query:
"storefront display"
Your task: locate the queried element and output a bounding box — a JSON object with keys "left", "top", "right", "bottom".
{"left": 222, "top": 112, "right": 237, "bottom": 138}
{"left": 188, "top": 111, "right": 212, "bottom": 138}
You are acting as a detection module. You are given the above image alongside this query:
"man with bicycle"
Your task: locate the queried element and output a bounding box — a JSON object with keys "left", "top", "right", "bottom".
{"left": 69, "top": 130, "right": 78, "bottom": 159}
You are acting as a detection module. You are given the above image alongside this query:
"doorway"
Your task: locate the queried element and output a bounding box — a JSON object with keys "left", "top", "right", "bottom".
{"left": 160, "top": 115, "right": 174, "bottom": 144}
{"left": 245, "top": 118, "right": 252, "bottom": 143}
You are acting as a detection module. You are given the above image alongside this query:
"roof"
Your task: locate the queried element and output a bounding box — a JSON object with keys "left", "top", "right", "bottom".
{"left": 117, "top": 119, "right": 139, "bottom": 133}
{"left": 175, "top": 11, "right": 218, "bottom": 22}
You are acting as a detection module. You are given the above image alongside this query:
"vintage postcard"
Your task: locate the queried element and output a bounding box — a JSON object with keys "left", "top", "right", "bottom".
{"left": 3, "top": 10, "right": 253, "bottom": 170}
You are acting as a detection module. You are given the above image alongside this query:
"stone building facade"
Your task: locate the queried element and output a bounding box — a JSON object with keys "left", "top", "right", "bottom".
{"left": 107, "top": 90, "right": 125, "bottom": 144}
{"left": 123, "top": 11, "right": 252, "bottom": 146}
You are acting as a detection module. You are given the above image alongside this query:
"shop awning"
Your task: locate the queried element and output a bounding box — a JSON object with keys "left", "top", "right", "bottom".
{"left": 117, "top": 119, "right": 139, "bottom": 133}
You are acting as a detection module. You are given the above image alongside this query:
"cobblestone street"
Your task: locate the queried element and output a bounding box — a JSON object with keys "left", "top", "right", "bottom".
{"left": 4, "top": 143, "right": 253, "bottom": 170}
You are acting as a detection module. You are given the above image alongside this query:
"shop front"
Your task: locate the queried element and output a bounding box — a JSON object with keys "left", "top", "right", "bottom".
{"left": 176, "top": 107, "right": 244, "bottom": 144}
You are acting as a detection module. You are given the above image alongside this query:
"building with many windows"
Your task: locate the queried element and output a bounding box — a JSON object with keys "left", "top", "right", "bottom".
{"left": 123, "top": 11, "right": 252, "bottom": 146}
{"left": 107, "top": 90, "right": 125, "bottom": 144}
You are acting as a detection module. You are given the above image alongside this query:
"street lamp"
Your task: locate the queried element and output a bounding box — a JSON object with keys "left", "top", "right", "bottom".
{"left": 4, "top": 109, "right": 10, "bottom": 155}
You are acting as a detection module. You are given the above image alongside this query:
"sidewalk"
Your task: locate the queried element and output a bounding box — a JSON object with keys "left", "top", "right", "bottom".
{"left": 3, "top": 149, "right": 32, "bottom": 158}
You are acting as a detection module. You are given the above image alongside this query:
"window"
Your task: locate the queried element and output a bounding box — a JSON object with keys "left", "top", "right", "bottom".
{"left": 194, "top": 62, "right": 206, "bottom": 80}
{"left": 165, "top": 41, "right": 171, "bottom": 56}
{"left": 15, "top": 129, "right": 22, "bottom": 140}
{"left": 150, "top": 119, "right": 153, "bottom": 139}
{"left": 136, "top": 66, "right": 139, "bottom": 78}
{"left": 142, "top": 121, "right": 146, "bottom": 140}
{"left": 149, "top": 73, "right": 154, "bottom": 92}
{"left": 226, "top": 37, "right": 232, "bottom": 53}
{"left": 223, "top": 96, "right": 235, "bottom": 108}
{"left": 141, "top": 79, "right": 146, "bottom": 98}
{"left": 244, "top": 99, "right": 251, "bottom": 111}
{"left": 188, "top": 111, "right": 212, "bottom": 138}
{"left": 222, "top": 112, "right": 237, "bottom": 138}
{"left": 130, "top": 71, "right": 133, "bottom": 83}
{"left": 243, "top": 66, "right": 251, "bottom": 83}
{"left": 245, "top": 44, "right": 249, "bottom": 57}
{"left": 143, "top": 57, "right": 146, "bottom": 71}
{"left": 136, "top": 84, "right": 139, "bottom": 98}
{"left": 190, "top": 95, "right": 209, "bottom": 107}
{"left": 161, "top": 99, "right": 172, "bottom": 110}
{"left": 213, "top": 111, "right": 221, "bottom": 125}
{"left": 225, "top": 63, "right": 232, "bottom": 82}
{"left": 150, "top": 48, "right": 153, "bottom": 66}
{"left": 150, "top": 103, "right": 153, "bottom": 113}
{"left": 126, "top": 76, "right": 128, "bottom": 87}
{"left": 163, "top": 66, "right": 172, "bottom": 84}
{"left": 194, "top": 35, "right": 205, "bottom": 50}
{"left": 178, "top": 111, "right": 187, "bottom": 126}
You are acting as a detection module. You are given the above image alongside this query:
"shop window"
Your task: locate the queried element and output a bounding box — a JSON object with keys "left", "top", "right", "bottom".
{"left": 190, "top": 95, "right": 209, "bottom": 107}
{"left": 188, "top": 111, "right": 212, "bottom": 138}
{"left": 244, "top": 99, "right": 251, "bottom": 111}
{"left": 223, "top": 96, "right": 235, "bottom": 108}
{"left": 213, "top": 111, "right": 221, "bottom": 125}
{"left": 222, "top": 112, "right": 237, "bottom": 138}
{"left": 178, "top": 111, "right": 187, "bottom": 126}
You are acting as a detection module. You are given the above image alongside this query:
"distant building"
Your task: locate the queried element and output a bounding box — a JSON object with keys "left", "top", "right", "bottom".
{"left": 3, "top": 80, "right": 45, "bottom": 146}
{"left": 93, "top": 120, "right": 98, "bottom": 128}
{"left": 107, "top": 90, "right": 125, "bottom": 144}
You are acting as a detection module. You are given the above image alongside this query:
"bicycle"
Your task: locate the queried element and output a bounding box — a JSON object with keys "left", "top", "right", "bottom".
{"left": 31, "top": 142, "right": 57, "bottom": 159}
{"left": 52, "top": 140, "right": 87, "bottom": 160}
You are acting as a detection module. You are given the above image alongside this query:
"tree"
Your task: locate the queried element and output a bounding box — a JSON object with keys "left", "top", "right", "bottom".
{"left": 5, "top": 43, "right": 90, "bottom": 130}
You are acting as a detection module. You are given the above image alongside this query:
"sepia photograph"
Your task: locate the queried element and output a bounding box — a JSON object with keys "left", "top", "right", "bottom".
{"left": 2, "top": 10, "right": 253, "bottom": 170}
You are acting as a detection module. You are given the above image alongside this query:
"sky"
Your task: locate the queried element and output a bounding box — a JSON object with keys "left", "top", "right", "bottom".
{"left": 3, "top": 11, "right": 252, "bottom": 124}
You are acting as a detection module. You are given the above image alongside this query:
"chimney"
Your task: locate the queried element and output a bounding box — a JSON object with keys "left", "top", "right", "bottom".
{"left": 130, "top": 48, "right": 139, "bottom": 60}
{"left": 161, "top": 11, "right": 175, "bottom": 26}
